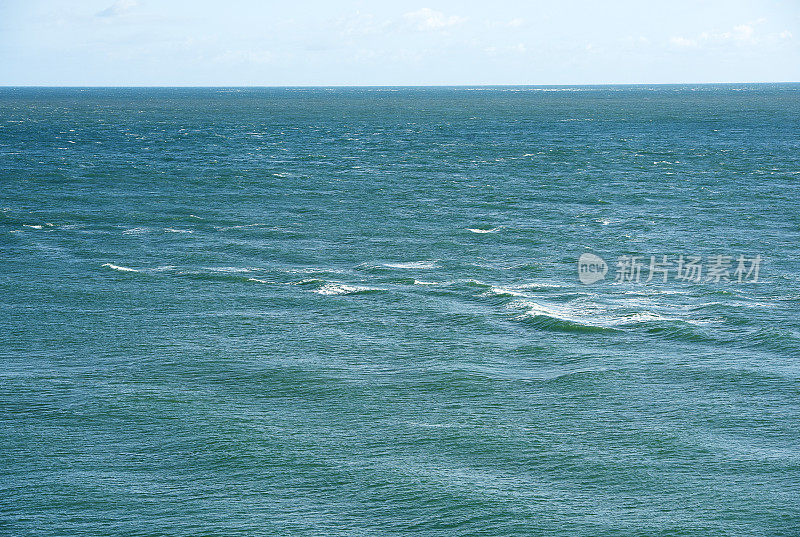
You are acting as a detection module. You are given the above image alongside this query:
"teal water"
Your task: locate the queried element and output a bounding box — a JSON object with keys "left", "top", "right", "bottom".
{"left": 1, "top": 86, "right": 799, "bottom": 536}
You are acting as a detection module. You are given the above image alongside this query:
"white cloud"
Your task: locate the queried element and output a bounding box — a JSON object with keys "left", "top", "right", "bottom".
{"left": 669, "top": 20, "right": 772, "bottom": 49}
{"left": 403, "top": 8, "right": 465, "bottom": 32}
{"left": 779, "top": 30, "right": 793, "bottom": 40}
{"left": 96, "top": 0, "right": 139, "bottom": 18}
{"left": 732, "top": 24, "right": 754, "bottom": 40}
{"left": 669, "top": 36, "right": 698, "bottom": 48}
{"left": 336, "top": 11, "right": 390, "bottom": 37}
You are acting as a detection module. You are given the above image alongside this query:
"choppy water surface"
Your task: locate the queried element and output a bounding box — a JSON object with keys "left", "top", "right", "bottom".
{"left": 1, "top": 86, "right": 799, "bottom": 536}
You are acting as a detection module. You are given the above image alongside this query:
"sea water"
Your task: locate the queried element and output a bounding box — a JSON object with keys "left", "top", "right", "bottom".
{"left": 1, "top": 86, "right": 799, "bottom": 535}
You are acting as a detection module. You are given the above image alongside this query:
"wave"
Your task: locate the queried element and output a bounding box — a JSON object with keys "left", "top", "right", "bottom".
{"left": 291, "top": 277, "right": 384, "bottom": 296}
{"left": 487, "top": 286, "right": 529, "bottom": 298}
{"left": 102, "top": 263, "right": 138, "bottom": 273}
{"left": 122, "top": 227, "right": 150, "bottom": 235}
{"left": 216, "top": 223, "right": 267, "bottom": 231}
{"left": 508, "top": 297, "right": 718, "bottom": 337}
{"left": 381, "top": 261, "right": 437, "bottom": 269}
{"left": 641, "top": 323, "right": 719, "bottom": 344}
{"left": 284, "top": 267, "right": 349, "bottom": 275}
{"left": 512, "top": 299, "right": 618, "bottom": 333}
{"left": 481, "top": 282, "right": 563, "bottom": 298}
{"left": 176, "top": 271, "right": 257, "bottom": 283}
{"left": 164, "top": 228, "right": 193, "bottom": 233}
{"left": 518, "top": 311, "right": 620, "bottom": 334}
{"left": 204, "top": 266, "right": 253, "bottom": 273}
{"left": 313, "top": 283, "right": 385, "bottom": 296}
{"left": 515, "top": 282, "right": 564, "bottom": 290}
{"left": 388, "top": 278, "right": 439, "bottom": 286}
{"left": 467, "top": 227, "right": 500, "bottom": 234}
{"left": 294, "top": 278, "right": 326, "bottom": 286}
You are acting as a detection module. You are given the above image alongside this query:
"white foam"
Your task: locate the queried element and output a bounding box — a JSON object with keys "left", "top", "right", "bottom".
{"left": 467, "top": 227, "right": 500, "bottom": 234}
{"left": 413, "top": 280, "right": 439, "bottom": 285}
{"left": 510, "top": 299, "right": 613, "bottom": 327}
{"left": 515, "top": 282, "right": 563, "bottom": 290}
{"left": 285, "top": 267, "right": 348, "bottom": 275}
{"left": 382, "top": 261, "right": 437, "bottom": 269}
{"left": 164, "top": 228, "right": 193, "bottom": 233}
{"left": 313, "top": 283, "right": 380, "bottom": 296}
{"left": 248, "top": 278, "right": 269, "bottom": 284}
{"left": 218, "top": 223, "right": 265, "bottom": 230}
{"left": 489, "top": 286, "right": 528, "bottom": 297}
{"left": 102, "top": 263, "right": 138, "bottom": 272}
{"left": 295, "top": 278, "right": 323, "bottom": 285}
{"left": 512, "top": 299, "right": 583, "bottom": 321}
{"left": 510, "top": 296, "right": 711, "bottom": 330}
{"left": 205, "top": 266, "right": 252, "bottom": 273}
{"left": 122, "top": 227, "right": 149, "bottom": 235}
{"left": 23, "top": 224, "right": 43, "bottom": 229}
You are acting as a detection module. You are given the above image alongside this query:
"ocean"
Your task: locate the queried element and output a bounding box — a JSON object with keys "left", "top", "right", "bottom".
{"left": 1, "top": 85, "right": 799, "bottom": 535}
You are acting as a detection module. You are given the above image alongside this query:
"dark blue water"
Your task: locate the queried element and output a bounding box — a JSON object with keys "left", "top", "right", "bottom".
{"left": 1, "top": 86, "right": 799, "bottom": 536}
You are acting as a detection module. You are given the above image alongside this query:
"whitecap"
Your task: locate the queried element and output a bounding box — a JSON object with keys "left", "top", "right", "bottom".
{"left": 313, "top": 283, "right": 382, "bottom": 296}
{"left": 295, "top": 278, "right": 324, "bottom": 285}
{"left": 510, "top": 299, "right": 610, "bottom": 327}
{"left": 217, "top": 223, "right": 265, "bottom": 231}
{"left": 205, "top": 266, "right": 252, "bottom": 273}
{"left": 382, "top": 261, "right": 437, "bottom": 269}
{"left": 102, "top": 263, "right": 138, "bottom": 272}
{"left": 488, "top": 286, "right": 528, "bottom": 297}
{"left": 515, "top": 282, "right": 563, "bottom": 290}
{"left": 23, "top": 224, "right": 43, "bottom": 229}
{"left": 122, "top": 227, "right": 149, "bottom": 235}
{"left": 285, "top": 267, "right": 348, "bottom": 275}
{"left": 164, "top": 228, "right": 193, "bottom": 233}
{"left": 611, "top": 311, "right": 670, "bottom": 325}
{"left": 467, "top": 227, "right": 500, "bottom": 234}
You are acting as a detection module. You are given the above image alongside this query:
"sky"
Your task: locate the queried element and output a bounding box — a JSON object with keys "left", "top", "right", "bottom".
{"left": 1, "top": 0, "right": 799, "bottom": 85}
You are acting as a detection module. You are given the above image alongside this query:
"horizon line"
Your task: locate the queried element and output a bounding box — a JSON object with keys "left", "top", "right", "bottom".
{"left": 1, "top": 82, "right": 799, "bottom": 89}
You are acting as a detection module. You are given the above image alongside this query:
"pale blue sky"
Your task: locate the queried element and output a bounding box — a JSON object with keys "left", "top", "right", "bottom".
{"left": 1, "top": 0, "right": 799, "bottom": 85}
